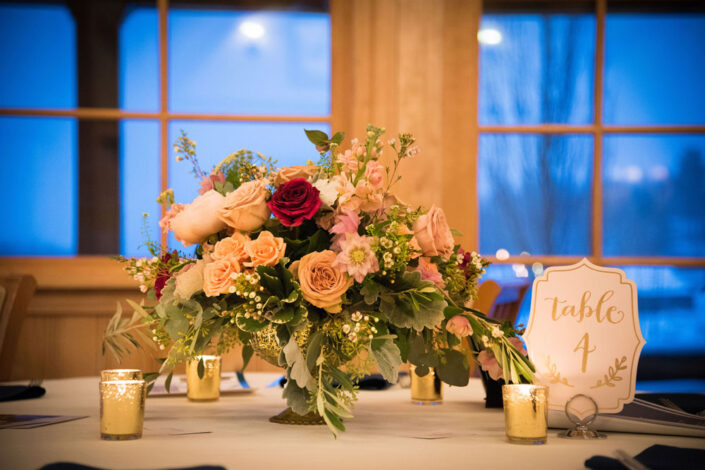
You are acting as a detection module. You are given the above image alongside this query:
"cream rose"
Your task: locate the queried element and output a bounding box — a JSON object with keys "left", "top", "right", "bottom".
{"left": 203, "top": 258, "right": 241, "bottom": 297}
{"left": 273, "top": 165, "right": 318, "bottom": 187}
{"left": 244, "top": 231, "right": 286, "bottom": 267}
{"left": 170, "top": 190, "right": 227, "bottom": 246}
{"left": 291, "top": 250, "right": 352, "bottom": 313}
{"left": 174, "top": 260, "right": 205, "bottom": 300}
{"left": 412, "top": 205, "right": 454, "bottom": 259}
{"left": 218, "top": 179, "right": 271, "bottom": 232}
{"left": 212, "top": 232, "right": 250, "bottom": 263}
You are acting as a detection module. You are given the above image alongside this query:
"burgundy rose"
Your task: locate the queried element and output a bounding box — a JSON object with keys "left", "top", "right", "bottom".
{"left": 155, "top": 251, "right": 177, "bottom": 299}
{"left": 267, "top": 178, "right": 322, "bottom": 227}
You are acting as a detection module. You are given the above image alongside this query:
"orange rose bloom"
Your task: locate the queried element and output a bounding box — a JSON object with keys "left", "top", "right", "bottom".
{"left": 291, "top": 250, "right": 352, "bottom": 313}
{"left": 244, "top": 231, "right": 286, "bottom": 267}
{"left": 218, "top": 179, "right": 271, "bottom": 232}
{"left": 203, "top": 258, "right": 241, "bottom": 297}
{"left": 412, "top": 205, "right": 454, "bottom": 260}
{"left": 212, "top": 232, "right": 251, "bottom": 264}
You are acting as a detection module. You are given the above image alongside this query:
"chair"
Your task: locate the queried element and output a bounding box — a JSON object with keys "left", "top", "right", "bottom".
{"left": 486, "top": 280, "right": 530, "bottom": 326}
{"left": 0, "top": 275, "right": 37, "bottom": 381}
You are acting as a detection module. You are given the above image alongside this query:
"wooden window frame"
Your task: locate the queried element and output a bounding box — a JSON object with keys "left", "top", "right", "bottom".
{"left": 478, "top": 0, "right": 705, "bottom": 269}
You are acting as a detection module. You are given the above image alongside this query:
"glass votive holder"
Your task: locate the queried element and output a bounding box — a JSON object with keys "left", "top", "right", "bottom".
{"left": 101, "top": 369, "right": 143, "bottom": 381}
{"left": 99, "top": 380, "right": 146, "bottom": 440}
{"left": 502, "top": 384, "right": 549, "bottom": 445}
{"left": 186, "top": 355, "right": 221, "bottom": 402}
{"left": 410, "top": 365, "right": 443, "bottom": 405}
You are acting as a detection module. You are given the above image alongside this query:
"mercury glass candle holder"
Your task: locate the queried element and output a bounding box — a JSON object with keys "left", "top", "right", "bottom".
{"left": 502, "top": 384, "right": 549, "bottom": 445}
{"left": 99, "top": 380, "right": 146, "bottom": 440}
{"left": 100, "top": 369, "right": 143, "bottom": 381}
{"left": 186, "top": 355, "right": 221, "bottom": 401}
{"left": 410, "top": 365, "right": 443, "bottom": 405}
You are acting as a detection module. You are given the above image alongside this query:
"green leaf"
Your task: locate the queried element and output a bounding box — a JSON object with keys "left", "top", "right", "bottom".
{"left": 306, "top": 331, "right": 325, "bottom": 371}
{"left": 197, "top": 357, "right": 205, "bottom": 379}
{"left": 270, "top": 306, "right": 294, "bottom": 324}
{"left": 450, "top": 228, "right": 463, "bottom": 237}
{"left": 240, "top": 344, "right": 254, "bottom": 371}
{"left": 360, "top": 279, "right": 386, "bottom": 305}
{"left": 283, "top": 337, "right": 315, "bottom": 390}
{"left": 282, "top": 375, "right": 310, "bottom": 415}
{"left": 436, "top": 349, "right": 469, "bottom": 386}
{"left": 304, "top": 129, "right": 329, "bottom": 146}
{"left": 164, "top": 372, "right": 174, "bottom": 393}
{"left": 370, "top": 338, "right": 402, "bottom": 383}
{"left": 330, "top": 131, "right": 344, "bottom": 145}
{"left": 443, "top": 305, "right": 465, "bottom": 320}
{"left": 235, "top": 313, "right": 268, "bottom": 332}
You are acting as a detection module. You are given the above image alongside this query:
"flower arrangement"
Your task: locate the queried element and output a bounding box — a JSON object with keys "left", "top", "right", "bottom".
{"left": 104, "top": 125, "right": 535, "bottom": 436}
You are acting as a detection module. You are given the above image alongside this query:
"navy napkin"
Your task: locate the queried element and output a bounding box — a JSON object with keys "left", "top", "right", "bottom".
{"left": 0, "top": 385, "right": 45, "bottom": 402}
{"left": 585, "top": 444, "right": 705, "bottom": 470}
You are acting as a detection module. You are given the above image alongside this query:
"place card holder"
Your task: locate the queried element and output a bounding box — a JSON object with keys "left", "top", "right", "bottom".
{"left": 557, "top": 394, "right": 607, "bottom": 439}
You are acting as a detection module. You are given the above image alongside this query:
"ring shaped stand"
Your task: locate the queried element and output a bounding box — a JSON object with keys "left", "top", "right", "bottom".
{"left": 557, "top": 394, "right": 607, "bottom": 439}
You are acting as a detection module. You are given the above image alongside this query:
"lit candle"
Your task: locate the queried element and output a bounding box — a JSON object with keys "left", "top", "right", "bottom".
{"left": 502, "top": 384, "right": 549, "bottom": 444}
{"left": 186, "top": 355, "right": 221, "bottom": 401}
{"left": 99, "top": 380, "right": 146, "bottom": 440}
{"left": 410, "top": 365, "right": 443, "bottom": 405}
{"left": 100, "top": 369, "right": 143, "bottom": 381}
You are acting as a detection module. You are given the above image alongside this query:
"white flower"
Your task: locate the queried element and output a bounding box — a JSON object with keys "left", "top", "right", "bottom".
{"left": 482, "top": 335, "right": 490, "bottom": 347}
{"left": 342, "top": 324, "right": 351, "bottom": 334}
{"left": 174, "top": 260, "right": 205, "bottom": 300}
{"left": 491, "top": 326, "right": 504, "bottom": 338}
{"left": 312, "top": 178, "right": 339, "bottom": 206}
{"left": 351, "top": 311, "right": 362, "bottom": 322}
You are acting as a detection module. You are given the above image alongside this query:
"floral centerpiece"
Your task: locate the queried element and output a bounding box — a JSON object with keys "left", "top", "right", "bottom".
{"left": 104, "top": 125, "right": 535, "bottom": 436}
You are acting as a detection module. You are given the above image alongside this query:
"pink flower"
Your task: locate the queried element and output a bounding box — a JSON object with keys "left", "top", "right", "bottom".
{"left": 159, "top": 203, "right": 184, "bottom": 235}
{"left": 198, "top": 172, "right": 226, "bottom": 195}
{"left": 477, "top": 350, "right": 503, "bottom": 381}
{"left": 414, "top": 257, "right": 445, "bottom": 289}
{"left": 508, "top": 336, "right": 528, "bottom": 356}
{"left": 446, "top": 315, "right": 473, "bottom": 337}
{"left": 364, "top": 160, "right": 385, "bottom": 189}
{"left": 333, "top": 233, "right": 379, "bottom": 283}
{"left": 413, "top": 205, "right": 455, "bottom": 260}
{"left": 330, "top": 209, "right": 360, "bottom": 235}
{"left": 477, "top": 337, "right": 528, "bottom": 381}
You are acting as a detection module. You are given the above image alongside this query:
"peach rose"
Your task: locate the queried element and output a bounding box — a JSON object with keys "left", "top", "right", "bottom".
{"left": 212, "top": 232, "right": 250, "bottom": 263}
{"left": 203, "top": 257, "right": 241, "bottom": 297}
{"left": 273, "top": 165, "right": 318, "bottom": 187}
{"left": 290, "top": 250, "right": 353, "bottom": 313}
{"left": 244, "top": 231, "right": 286, "bottom": 267}
{"left": 218, "top": 179, "right": 271, "bottom": 232}
{"left": 446, "top": 315, "right": 473, "bottom": 337}
{"left": 412, "top": 205, "right": 454, "bottom": 260}
{"left": 170, "top": 190, "right": 227, "bottom": 246}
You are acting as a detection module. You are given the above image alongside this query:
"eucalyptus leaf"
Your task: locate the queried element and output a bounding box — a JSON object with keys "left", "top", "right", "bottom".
{"left": 369, "top": 338, "right": 402, "bottom": 383}
{"left": 436, "top": 349, "right": 469, "bottom": 386}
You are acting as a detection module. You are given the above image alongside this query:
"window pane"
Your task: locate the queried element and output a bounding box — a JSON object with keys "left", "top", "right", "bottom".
{"left": 0, "top": 4, "right": 76, "bottom": 109}
{"left": 166, "top": 121, "right": 330, "bottom": 250}
{"left": 479, "top": 134, "right": 593, "bottom": 255}
{"left": 619, "top": 266, "right": 705, "bottom": 354}
{"left": 479, "top": 13, "right": 595, "bottom": 125}
{"left": 484, "top": 264, "right": 705, "bottom": 355}
{"left": 604, "top": 14, "right": 705, "bottom": 124}
{"left": 169, "top": 9, "right": 330, "bottom": 115}
{"left": 603, "top": 135, "right": 705, "bottom": 257}
{"left": 120, "top": 6, "right": 159, "bottom": 111}
{"left": 0, "top": 117, "right": 77, "bottom": 255}
{"left": 120, "top": 120, "right": 160, "bottom": 257}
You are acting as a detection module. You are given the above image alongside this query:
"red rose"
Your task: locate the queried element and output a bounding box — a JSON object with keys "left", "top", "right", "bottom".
{"left": 155, "top": 251, "right": 177, "bottom": 299}
{"left": 267, "top": 178, "right": 322, "bottom": 227}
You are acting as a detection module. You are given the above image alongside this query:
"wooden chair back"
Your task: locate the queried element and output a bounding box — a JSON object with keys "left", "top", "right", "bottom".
{"left": 0, "top": 274, "right": 37, "bottom": 381}
{"left": 487, "top": 280, "right": 530, "bottom": 326}
{"left": 471, "top": 280, "right": 501, "bottom": 315}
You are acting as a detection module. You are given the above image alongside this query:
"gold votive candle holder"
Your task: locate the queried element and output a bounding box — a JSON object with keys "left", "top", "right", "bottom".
{"left": 100, "top": 369, "right": 143, "bottom": 381}
{"left": 502, "top": 384, "right": 549, "bottom": 445}
{"left": 410, "top": 365, "right": 443, "bottom": 405}
{"left": 186, "top": 355, "right": 221, "bottom": 401}
{"left": 99, "top": 380, "right": 146, "bottom": 440}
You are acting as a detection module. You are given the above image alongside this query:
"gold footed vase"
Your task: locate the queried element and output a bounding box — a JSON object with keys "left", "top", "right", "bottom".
{"left": 250, "top": 325, "right": 324, "bottom": 426}
{"left": 269, "top": 408, "right": 325, "bottom": 425}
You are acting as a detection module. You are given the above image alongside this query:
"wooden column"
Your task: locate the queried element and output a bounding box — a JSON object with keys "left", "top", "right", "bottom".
{"left": 331, "top": 0, "right": 481, "bottom": 250}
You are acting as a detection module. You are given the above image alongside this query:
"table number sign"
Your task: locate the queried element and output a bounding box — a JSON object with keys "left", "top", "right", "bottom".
{"left": 524, "top": 259, "right": 646, "bottom": 418}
